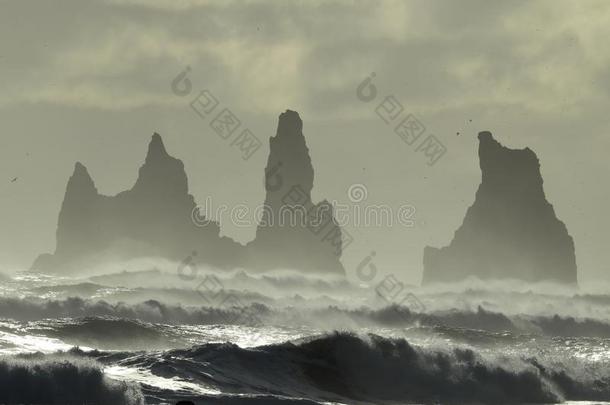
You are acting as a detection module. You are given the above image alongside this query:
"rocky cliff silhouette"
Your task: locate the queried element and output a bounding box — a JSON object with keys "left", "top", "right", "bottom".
{"left": 423, "top": 131, "right": 577, "bottom": 285}
{"left": 32, "top": 111, "right": 345, "bottom": 276}
{"left": 246, "top": 110, "right": 345, "bottom": 273}
{"left": 32, "top": 134, "right": 241, "bottom": 273}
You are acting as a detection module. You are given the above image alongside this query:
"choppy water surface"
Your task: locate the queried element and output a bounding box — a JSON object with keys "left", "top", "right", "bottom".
{"left": 0, "top": 270, "right": 609, "bottom": 404}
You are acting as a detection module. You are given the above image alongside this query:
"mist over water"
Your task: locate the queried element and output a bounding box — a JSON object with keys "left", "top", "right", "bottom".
{"left": 3, "top": 1, "right": 610, "bottom": 404}
{"left": 0, "top": 263, "right": 608, "bottom": 404}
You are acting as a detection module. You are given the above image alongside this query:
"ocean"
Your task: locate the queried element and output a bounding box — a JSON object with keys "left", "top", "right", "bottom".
{"left": 0, "top": 268, "right": 609, "bottom": 405}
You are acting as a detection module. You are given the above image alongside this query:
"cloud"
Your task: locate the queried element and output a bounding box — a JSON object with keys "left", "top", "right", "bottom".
{"left": 1, "top": 0, "right": 609, "bottom": 118}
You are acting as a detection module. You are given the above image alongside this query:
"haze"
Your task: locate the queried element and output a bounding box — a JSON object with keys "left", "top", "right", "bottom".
{"left": 1, "top": 0, "right": 609, "bottom": 285}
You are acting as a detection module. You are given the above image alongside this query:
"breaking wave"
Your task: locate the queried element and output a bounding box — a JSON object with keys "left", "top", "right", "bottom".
{"left": 28, "top": 317, "right": 185, "bottom": 351}
{"left": 104, "top": 332, "right": 610, "bottom": 404}
{"left": 0, "top": 353, "right": 143, "bottom": 405}
{"left": 4, "top": 296, "right": 610, "bottom": 339}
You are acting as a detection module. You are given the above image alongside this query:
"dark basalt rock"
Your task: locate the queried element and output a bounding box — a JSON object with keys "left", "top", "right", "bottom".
{"left": 246, "top": 110, "right": 345, "bottom": 274}
{"left": 32, "top": 112, "right": 345, "bottom": 276}
{"left": 423, "top": 131, "right": 577, "bottom": 285}
{"left": 33, "top": 133, "right": 240, "bottom": 273}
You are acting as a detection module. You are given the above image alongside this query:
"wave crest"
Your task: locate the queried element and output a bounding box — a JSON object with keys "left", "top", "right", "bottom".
{"left": 121, "top": 332, "right": 610, "bottom": 404}
{"left": 0, "top": 354, "right": 143, "bottom": 405}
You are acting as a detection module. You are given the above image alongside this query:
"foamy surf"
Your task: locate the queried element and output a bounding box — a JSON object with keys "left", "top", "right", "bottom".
{"left": 0, "top": 271, "right": 609, "bottom": 404}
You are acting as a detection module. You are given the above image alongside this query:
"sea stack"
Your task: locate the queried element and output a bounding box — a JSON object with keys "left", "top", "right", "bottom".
{"left": 247, "top": 110, "right": 346, "bottom": 275}
{"left": 423, "top": 131, "right": 577, "bottom": 285}
{"left": 33, "top": 112, "right": 346, "bottom": 276}
{"left": 32, "top": 133, "right": 241, "bottom": 273}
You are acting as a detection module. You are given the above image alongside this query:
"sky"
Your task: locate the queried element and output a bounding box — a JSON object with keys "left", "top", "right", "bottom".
{"left": 0, "top": 0, "right": 609, "bottom": 285}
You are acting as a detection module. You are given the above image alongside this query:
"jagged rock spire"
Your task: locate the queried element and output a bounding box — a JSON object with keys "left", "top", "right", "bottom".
{"left": 249, "top": 110, "right": 346, "bottom": 274}
{"left": 145, "top": 133, "right": 169, "bottom": 162}
{"left": 423, "top": 131, "right": 577, "bottom": 285}
{"left": 32, "top": 115, "right": 345, "bottom": 276}
{"left": 67, "top": 162, "right": 97, "bottom": 195}
{"left": 132, "top": 133, "right": 188, "bottom": 196}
